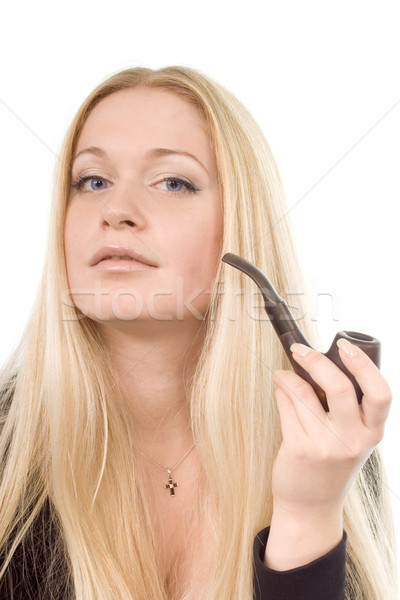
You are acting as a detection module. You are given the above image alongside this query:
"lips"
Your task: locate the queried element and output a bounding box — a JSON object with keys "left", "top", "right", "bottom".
{"left": 90, "top": 245, "right": 158, "bottom": 267}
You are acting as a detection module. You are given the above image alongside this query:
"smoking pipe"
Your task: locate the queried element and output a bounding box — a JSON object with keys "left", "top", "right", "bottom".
{"left": 222, "top": 253, "right": 381, "bottom": 412}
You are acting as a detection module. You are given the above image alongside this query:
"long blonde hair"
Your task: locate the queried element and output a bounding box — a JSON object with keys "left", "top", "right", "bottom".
{"left": 0, "top": 66, "right": 397, "bottom": 599}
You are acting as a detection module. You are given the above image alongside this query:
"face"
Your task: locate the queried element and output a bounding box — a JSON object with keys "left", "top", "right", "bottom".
{"left": 64, "top": 88, "right": 222, "bottom": 327}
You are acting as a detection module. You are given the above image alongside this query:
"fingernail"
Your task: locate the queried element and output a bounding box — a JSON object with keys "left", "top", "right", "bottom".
{"left": 290, "top": 343, "right": 312, "bottom": 356}
{"left": 337, "top": 338, "right": 359, "bottom": 357}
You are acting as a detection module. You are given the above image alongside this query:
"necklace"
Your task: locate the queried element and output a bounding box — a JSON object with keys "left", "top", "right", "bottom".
{"left": 135, "top": 442, "right": 196, "bottom": 496}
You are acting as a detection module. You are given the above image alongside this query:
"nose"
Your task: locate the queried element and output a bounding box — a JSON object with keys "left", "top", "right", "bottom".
{"left": 102, "top": 208, "right": 135, "bottom": 229}
{"left": 100, "top": 183, "right": 145, "bottom": 230}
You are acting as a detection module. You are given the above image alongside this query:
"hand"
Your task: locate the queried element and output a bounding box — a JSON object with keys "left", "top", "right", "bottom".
{"left": 265, "top": 337, "right": 392, "bottom": 569}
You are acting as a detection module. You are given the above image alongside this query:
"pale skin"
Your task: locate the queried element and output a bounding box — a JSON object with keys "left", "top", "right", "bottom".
{"left": 266, "top": 340, "right": 391, "bottom": 569}
{"left": 65, "top": 87, "right": 222, "bottom": 459}
{"left": 65, "top": 88, "right": 222, "bottom": 593}
{"left": 64, "top": 87, "right": 392, "bottom": 586}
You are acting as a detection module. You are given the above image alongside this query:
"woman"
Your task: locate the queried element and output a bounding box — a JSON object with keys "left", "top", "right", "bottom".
{"left": 0, "top": 66, "right": 396, "bottom": 599}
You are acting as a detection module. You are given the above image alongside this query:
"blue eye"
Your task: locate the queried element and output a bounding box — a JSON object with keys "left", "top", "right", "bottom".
{"left": 166, "top": 179, "right": 184, "bottom": 192}
{"left": 71, "top": 175, "right": 108, "bottom": 192}
{"left": 157, "top": 176, "right": 198, "bottom": 194}
{"left": 70, "top": 175, "right": 199, "bottom": 195}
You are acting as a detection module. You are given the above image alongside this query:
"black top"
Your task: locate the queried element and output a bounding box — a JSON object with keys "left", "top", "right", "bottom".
{"left": 0, "top": 508, "right": 346, "bottom": 599}
{"left": 1, "top": 383, "right": 347, "bottom": 598}
{"left": 253, "top": 526, "right": 346, "bottom": 599}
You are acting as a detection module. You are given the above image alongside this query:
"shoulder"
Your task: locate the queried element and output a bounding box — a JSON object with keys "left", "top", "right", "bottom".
{"left": 0, "top": 500, "right": 73, "bottom": 599}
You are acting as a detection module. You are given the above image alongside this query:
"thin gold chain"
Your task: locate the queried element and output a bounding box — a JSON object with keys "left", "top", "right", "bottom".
{"left": 134, "top": 442, "right": 196, "bottom": 473}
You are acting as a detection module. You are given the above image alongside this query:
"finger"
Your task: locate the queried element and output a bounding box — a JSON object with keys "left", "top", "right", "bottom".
{"left": 290, "top": 343, "right": 361, "bottom": 426}
{"left": 336, "top": 338, "right": 392, "bottom": 433}
{"left": 273, "top": 369, "right": 327, "bottom": 437}
{"left": 273, "top": 378, "right": 306, "bottom": 443}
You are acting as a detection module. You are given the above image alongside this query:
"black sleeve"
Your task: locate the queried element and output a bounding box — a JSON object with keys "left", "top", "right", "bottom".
{"left": 253, "top": 527, "right": 346, "bottom": 600}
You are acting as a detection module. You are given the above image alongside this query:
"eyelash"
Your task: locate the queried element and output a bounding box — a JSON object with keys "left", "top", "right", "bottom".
{"left": 70, "top": 174, "right": 199, "bottom": 195}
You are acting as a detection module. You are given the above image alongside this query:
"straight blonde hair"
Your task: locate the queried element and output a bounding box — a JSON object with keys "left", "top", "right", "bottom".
{"left": 0, "top": 65, "right": 397, "bottom": 599}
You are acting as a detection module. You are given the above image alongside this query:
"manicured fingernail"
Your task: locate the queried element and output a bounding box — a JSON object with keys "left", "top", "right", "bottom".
{"left": 337, "top": 338, "right": 359, "bottom": 357}
{"left": 290, "top": 343, "right": 312, "bottom": 356}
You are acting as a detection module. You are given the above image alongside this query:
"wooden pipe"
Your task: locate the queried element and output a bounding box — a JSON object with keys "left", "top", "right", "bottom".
{"left": 222, "top": 253, "right": 381, "bottom": 412}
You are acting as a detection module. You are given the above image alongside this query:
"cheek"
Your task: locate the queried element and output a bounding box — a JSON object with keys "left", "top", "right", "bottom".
{"left": 64, "top": 207, "right": 86, "bottom": 284}
{"left": 167, "top": 208, "right": 223, "bottom": 287}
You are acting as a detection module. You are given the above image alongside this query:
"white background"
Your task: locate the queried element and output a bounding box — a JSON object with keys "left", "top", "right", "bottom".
{"left": 1, "top": 0, "right": 399, "bottom": 563}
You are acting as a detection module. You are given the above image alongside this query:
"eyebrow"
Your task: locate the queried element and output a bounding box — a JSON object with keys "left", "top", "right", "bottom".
{"left": 72, "top": 145, "right": 209, "bottom": 175}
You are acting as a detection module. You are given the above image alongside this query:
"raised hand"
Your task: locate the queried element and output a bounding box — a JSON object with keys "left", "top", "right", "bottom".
{"left": 264, "top": 337, "right": 392, "bottom": 570}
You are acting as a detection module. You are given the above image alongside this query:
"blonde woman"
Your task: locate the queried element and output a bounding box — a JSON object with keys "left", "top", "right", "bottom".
{"left": 0, "top": 66, "right": 396, "bottom": 599}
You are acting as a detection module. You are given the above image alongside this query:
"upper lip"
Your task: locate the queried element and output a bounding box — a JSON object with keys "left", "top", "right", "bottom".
{"left": 90, "top": 245, "right": 158, "bottom": 267}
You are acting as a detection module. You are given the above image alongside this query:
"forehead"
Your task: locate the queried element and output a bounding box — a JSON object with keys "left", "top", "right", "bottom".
{"left": 75, "top": 87, "right": 212, "bottom": 159}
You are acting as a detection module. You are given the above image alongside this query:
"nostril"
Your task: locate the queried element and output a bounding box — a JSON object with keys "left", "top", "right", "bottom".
{"left": 123, "top": 220, "right": 135, "bottom": 227}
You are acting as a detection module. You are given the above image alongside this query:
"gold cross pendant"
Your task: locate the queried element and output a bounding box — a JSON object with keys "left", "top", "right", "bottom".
{"left": 165, "top": 470, "right": 178, "bottom": 496}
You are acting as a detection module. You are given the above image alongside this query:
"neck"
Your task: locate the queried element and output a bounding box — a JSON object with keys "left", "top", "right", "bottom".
{"left": 98, "top": 318, "right": 206, "bottom": 455}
